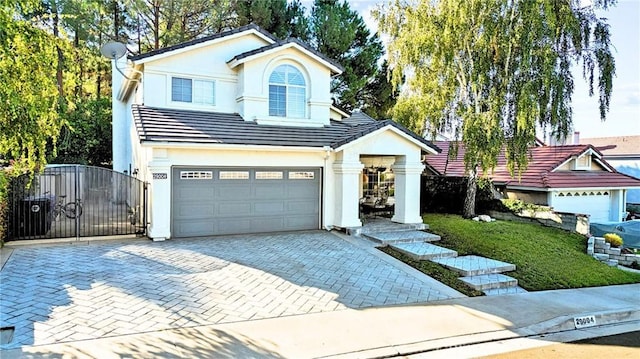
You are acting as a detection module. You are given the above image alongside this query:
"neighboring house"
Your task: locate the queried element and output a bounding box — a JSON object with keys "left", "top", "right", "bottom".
{"left": 111, "top": 24, "right": 439, "bottom": 240}
{"left": 425, "top": 141, "right": 640, "bottom": 223}
{"left": 579, "top": 136, "right": 640, "bottom": 204}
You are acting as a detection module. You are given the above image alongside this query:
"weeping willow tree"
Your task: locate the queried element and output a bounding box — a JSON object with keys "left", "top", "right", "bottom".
{"left": 374, "top": 0, "right": 616, "bottom": 218}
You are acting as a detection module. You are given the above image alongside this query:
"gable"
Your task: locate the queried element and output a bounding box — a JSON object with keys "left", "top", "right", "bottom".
{"left": 227, "top": 39, "right": 343, "bottom": 75}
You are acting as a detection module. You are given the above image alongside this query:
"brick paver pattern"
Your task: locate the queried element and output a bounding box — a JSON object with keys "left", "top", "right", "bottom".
{"left": 0, "top": 231, "right": 449, "bottom": 349}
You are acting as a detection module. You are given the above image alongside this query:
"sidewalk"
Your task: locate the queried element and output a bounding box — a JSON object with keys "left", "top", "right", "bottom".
{"left": 2, "top": 283, "right": 638, "bottom": 358}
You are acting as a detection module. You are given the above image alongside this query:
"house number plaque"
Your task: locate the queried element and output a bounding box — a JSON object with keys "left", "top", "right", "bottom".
{"left": 152, "top": 173, "right": 168, "bottom": 180}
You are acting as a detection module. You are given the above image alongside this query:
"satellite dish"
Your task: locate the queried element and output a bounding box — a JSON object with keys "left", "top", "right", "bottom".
{"left": 100, "top": 42, "right": 128, "bottom": 60}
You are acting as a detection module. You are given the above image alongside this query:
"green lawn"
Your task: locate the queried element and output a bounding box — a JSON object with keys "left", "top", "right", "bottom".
{"left": 392, "top": 213, "right": 640, "bottom": 292}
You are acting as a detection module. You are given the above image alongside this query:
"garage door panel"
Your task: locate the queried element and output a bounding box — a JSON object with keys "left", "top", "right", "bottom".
{"left": 253, "top": 184, "right": 285, "bottom": 198}
{"left": 286, "top": 215, "right": 318, "bottom": 229}
{"left": 176, "top": 187, "right": 215, "bottom": 200}
{"left": 172, "top": 167, "right": 320, "bottom": 238}
{"left": 175, "top": 203, "right": 215, "bottom": 219}
{"left": 216, "top": 185, "right": 251, "bottom": 198}
{"left": 220, "top": 202, "right": 252, "bottom": 216}
{"left": 553, "top": 192, "right": 610, "bottom": 223}
{"left": 288, "top": 200, "right": 318, "bottom": 213}
{"left": 251, "top": 217, "right": 285, "bottom": 232}
{"left": 287, "top": 186, "right": 318, "bottom": 198}
{"left": 216, "top": 218, "right": 251, "bottom": 235}
{"left": 254, "top": 202, "right": 285, "bottom": 214}
{"left": 175, "top": 220, "right": 215, "bottom": 237}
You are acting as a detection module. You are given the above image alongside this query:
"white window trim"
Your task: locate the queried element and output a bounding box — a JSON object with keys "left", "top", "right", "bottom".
{"left": 268, "top": 65, "right": 307, "bottom": 119}
{"left": 573, "top": 154, "right": 591, "bottom": 171}
{"left": 167, "top": 74, "right": 217, "bottom": 109}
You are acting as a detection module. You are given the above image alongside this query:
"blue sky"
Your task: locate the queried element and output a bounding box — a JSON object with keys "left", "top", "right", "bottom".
{"left": 306, "top": 0, "right": 639, "bottom": 138}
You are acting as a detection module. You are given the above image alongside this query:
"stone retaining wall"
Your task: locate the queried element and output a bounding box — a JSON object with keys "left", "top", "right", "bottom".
{"left": 487, "top": 210, "right": 589, "bottom": 235}
{"left": 587, "top": 237, "right": 640, "bottom": 267}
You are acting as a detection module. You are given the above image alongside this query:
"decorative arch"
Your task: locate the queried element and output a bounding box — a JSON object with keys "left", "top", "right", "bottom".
{"left": 263, "top": 57, "right": 311, "bottom": 119}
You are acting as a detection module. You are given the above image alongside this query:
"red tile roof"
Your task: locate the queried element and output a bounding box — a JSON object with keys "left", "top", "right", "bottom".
{"left": 425, "top": 141, "right": 640, "bottom": 190}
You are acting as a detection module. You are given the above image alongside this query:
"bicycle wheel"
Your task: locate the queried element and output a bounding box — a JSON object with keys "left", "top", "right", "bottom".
{"left": 64, "top": 202, "right": 83, "bottom": 219}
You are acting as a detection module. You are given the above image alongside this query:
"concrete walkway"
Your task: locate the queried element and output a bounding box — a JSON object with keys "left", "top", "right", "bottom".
{"left": 1, "top": 284, "right": 638, "bottom": 358}
{"left": 0, "top": 231, "right": 462, "bottom": 350}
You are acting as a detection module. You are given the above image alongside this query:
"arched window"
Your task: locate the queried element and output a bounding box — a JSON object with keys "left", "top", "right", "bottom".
{"left": 269, "top": 64, "right": 306, "bottom": 118}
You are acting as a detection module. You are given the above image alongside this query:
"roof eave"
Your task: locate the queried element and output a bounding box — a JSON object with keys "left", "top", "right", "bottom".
{"left": 333, "top": 125, "right": 439, "bottom": 154}
{"left": 139, "top": 141, "right": 328, "bottom": 152}
{"left": 227, "top": 42, "right": 343, "bottom": 75}
{"left": 132, "top": 28, "right": 276, "bottom": 65}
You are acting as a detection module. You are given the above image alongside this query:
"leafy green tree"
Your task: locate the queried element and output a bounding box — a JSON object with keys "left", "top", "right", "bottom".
{"left": 50, "top": 98, "right": 112, "bottom": 167}
{"left": 128, "top": 0, "right": 236, "bottom": 52}
{"left": 0, "top": 0, "right": 73, "bottom": 172}
{"left": 312, "top": 0, "right": 383, "bottom": 111}
{"left": 375, "top": 0, "right": 616, "bottom": 217}
{"left": 360, "top": 61, "right": 398, "bottom": 120}
{"left": 235, "top": 0, "right": 310, "bottom": 41}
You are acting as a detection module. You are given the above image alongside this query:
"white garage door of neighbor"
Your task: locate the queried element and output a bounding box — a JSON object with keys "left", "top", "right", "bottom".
{"left": 172, "top": 167, "right": 321, "bottom": 238}
{"left": 552, "top": 191, "right": 610, "bottom": 223}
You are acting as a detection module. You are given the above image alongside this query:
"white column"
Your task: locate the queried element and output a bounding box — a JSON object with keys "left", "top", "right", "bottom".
{"left": 391, "top": 160, "right": 425, "bottom": 224}
{"left": 147, "top": 160, "right": 171, "bottom": 241}
{"left": 333, "top": 160, "right": 364, "bottom": 228}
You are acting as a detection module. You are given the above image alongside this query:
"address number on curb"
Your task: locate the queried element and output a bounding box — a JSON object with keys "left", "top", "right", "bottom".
{"left": 574, "top": 315, "right": 597, "bottom": 329}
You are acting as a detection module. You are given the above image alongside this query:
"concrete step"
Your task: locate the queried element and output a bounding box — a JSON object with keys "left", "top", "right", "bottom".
{"left": 364, "top": 231, "right": 441, "bottom": 245}
{"left": 431, "top": 255, "right": 516, "bottom": 276}
{"left": 359, "top": 219, "right": 427, "bottom": 235}
{"left": 458, "top": 274, "right": 518, "bottom": 291}
{"left": 483, "top": 286, "right": 528, "bottom": 296}
{"left": 390, "top": 242, "right": 458, "bottom": 260}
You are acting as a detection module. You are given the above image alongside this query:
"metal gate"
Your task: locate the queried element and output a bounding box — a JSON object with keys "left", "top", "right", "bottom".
{"left": 6, "top": 165, "right": 147, "bottom": 241}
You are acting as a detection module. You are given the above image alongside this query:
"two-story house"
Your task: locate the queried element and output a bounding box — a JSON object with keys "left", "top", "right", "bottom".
{"left": 111, "top": 25, "right": 439, "bottom": 240}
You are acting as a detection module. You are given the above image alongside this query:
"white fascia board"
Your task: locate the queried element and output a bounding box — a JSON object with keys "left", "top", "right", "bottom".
{"left": 593, "top": 158, "right": 615, "bottom": 172}
{"left": 227, "top": 42, "right": 343, "bottom": 75}
{"left": 331, "top": 105, "right": 350, "bottom": 118}
{"left": 117, "top": 64, "right": 143, "bottom": 101}
{"left": 140, "top": 141, "right": 329, "bottom": 153}
{"left": 544, "top": 186, "right": 640, "bottom": 192}
{"left": 333, "top": 125, "right": 439, "bottom": 154}
{"left": 133, "top": 30, "right": 275, "bottom": 65}
{"left": 551, "top": 157, "right": 574, "bottom": 173}
{"left": 507, "top": 185, "right": 640, "bottom": 192}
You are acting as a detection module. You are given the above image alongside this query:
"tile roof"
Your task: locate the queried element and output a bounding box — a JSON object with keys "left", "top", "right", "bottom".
{"left": 579, "top": 136, "right": 640, "bottom": 156}
{"left": 228, "top": 38, "right": 344, "bottom": 73}
{"left": 341, "top": 111, "right": 377, "bottom": 126}
{"left": 132, "top": 105, "right": 440, "bottom": 151}
{"left": 425, "top": 141, "right": 640, "bottom": 190}
{"left": 129, "top": 24, "right": 277, "bottom": 62}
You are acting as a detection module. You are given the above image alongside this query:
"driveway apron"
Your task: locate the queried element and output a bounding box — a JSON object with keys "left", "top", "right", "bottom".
{"left": 0, "top": 231, "right": 452, "bottom": 349}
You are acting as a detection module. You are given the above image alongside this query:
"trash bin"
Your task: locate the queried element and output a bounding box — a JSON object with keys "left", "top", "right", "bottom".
{"left": 18, "top": 197, "right": 53, "bottom": 237}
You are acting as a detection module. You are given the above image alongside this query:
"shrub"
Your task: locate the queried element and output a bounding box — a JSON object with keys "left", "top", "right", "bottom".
{"left": 604, "top": 233, "right": 623, "bottom": 248}
{"left": 501, "top": 198, "right": 549, "bottom": 214}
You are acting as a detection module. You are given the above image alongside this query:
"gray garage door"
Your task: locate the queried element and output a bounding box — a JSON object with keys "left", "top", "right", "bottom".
{"left": 172, "top": 167, "right": 320, "bottom": 238}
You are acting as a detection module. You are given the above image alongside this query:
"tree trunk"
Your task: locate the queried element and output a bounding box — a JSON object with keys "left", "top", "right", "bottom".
{"left": 463, "top": 167, "right": 477, "bottom": 219}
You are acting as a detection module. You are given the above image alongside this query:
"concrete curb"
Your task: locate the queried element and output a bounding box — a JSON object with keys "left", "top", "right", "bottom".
{"left": 322, "top": 307, "right": 640, "bottom": 359}
{"left": 516, "top": 307, "right": 640, "bottom": 336}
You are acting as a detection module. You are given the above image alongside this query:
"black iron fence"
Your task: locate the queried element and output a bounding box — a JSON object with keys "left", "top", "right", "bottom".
{"left": 6, "top": 165, "right": 147, "bottom": 241}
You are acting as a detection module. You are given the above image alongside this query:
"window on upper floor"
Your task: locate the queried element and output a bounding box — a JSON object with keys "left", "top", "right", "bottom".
{"left": 574, "top": 154, "right": 591, "bottom": 170}
{"left": 269, "top": 65, "right": 306, "bottom": 118}
{"left": 171, "top": 77, "right": 215, "bottom": 105}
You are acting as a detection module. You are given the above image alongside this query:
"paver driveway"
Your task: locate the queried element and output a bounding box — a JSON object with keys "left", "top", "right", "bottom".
{"left": 0, "top": 231, "right": 453, "bottom": 349}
